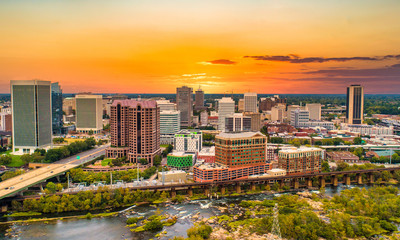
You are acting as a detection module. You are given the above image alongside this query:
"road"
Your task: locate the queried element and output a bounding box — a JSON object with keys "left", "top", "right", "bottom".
{"left": 0, "top": 144, "right": 109, "bottom": 200}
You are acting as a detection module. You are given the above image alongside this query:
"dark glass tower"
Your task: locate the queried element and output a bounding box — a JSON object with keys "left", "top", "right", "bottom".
{"left": 346, "top": 85, "right": 364, "bottom": 124}
{"left": 51, "top": 82, "right": 63, "bottom": 135}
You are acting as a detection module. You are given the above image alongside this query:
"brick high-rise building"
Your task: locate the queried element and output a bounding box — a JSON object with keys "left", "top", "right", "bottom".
{"left": 278, "top": 147, "right": 322, "bottom": 175}
{"left": 106, "top": 99, "right": 161, "bottom": 165}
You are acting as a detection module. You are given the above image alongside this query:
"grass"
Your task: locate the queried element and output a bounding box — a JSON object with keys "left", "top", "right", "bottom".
{"left": 5, "top": 212, "right": 42, "bottom": 217}
{"left": 101, "top": 159, "right": 112, "bottom": 166}
{"left": 160, "top": 144, "right": 170, "bottom": 148}
{"left": 1, "top": 150, "right": 25, "bottom": 168}
{"left": 64, "top": 138, "right": 82, "bottom": 144}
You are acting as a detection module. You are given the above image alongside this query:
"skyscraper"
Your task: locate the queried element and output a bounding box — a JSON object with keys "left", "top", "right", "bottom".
{"left": 305, "top": 103, "right": 321, "bottom": 121}
{"left": 106, "top": 99, "right": 161, "bottom": 165}
{"left": 11, "top": 80, "right": 52, "bottom": 154}
{"left": 51, "top": 82, "right": 63, "bottom": 135}
{"left": 160, "top": 110, "right": 180, "bottom": 144}
{"left": 346, "top": 85, "right": 364, "bottom": 124}
{"left": 217, "top": 97, "right": 235, "bottom": 131}
{"left": 194, "top": 87, "right": 205, "bottom": 110}
{"left": 244, "top": 92, "right": 258, "bottom": 113}
{"left": 75, "top": 94, "right": 103, "bottom": 134}
{"left": 176, "top": 86, "right": 193, "bottom": 127}
{"left": 225, "top": 113, "right": 251, "bottom": 132}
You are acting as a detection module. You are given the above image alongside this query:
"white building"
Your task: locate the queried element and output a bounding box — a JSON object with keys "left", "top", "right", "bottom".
{"left": 341, "top": 123, "right": 394, "bottom": 136}
{"left": 200, "top": 110, "right": 208, "bottom": 126}
{"left": 244, "top": 92, "right": 258, "bottom": 113}
{"left": 174, "top": 130, "right": 203, "bottom": 153}
{"left": 156, "top": 100, "right": 176, "bottom": 111}
{"left": 290, "top": 109, "right": 310, "bottom": 128}
{"left": 217, "top": 97, "right": 235, "bottom": 131}
{"left": 306, "top": 103, "right": 321, "bottom": 120}
{"left": 224, "top": 113, "right": 251, "bottom": 132}
{"left": 160, "top": 110, "right": 180, "bottom": 144}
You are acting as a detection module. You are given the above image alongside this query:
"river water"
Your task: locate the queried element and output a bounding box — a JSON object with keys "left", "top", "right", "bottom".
{"left": 0, "top": 184, "right": 373, "bottom": 240}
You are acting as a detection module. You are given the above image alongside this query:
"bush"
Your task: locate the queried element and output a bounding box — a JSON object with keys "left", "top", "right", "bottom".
{"left": 187, "top": 223, "right": 213, "bottom": 239}
{"left": 143, "top": 218, "right": 163, "bottom": 231}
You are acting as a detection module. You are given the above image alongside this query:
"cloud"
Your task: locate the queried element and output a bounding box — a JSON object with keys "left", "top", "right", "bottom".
{"left": 243, "top": 54, "right": 400, "bottom": 63}
{"left": 304, "top": 65, "right": 400, "bottom": 77}
{"left": 199, "top": 59, "right": 237, "bottom": 65}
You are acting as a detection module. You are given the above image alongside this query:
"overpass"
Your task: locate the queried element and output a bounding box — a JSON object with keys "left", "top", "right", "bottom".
{"left": 10, "top": 166, "right": 400, "bottom": 201}
{"left": 0, "top": 144, "right": 109, "bottom": 200}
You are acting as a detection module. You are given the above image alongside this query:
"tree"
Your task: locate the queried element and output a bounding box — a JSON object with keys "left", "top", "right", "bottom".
{"left": 139, "top": 158, "right": 148, "bottom": 165}
{"left": 111, "top": 158, "right": 123, "bottom": 167}
{"left": 321, "top": 161, "right": 330, "bottom": 172}
{"left": 88, "top": 130, "right": 94, "bottom": 135}
{"left": 45, "top": 182, "right": 57, "bottom": 193}
{"left": 353, "top": 137, "right": 362, "bottom": 145}
{"left": 0, "top": 155, "right": 12, "bottom": 165}
{"left": 153, "top": 155, "right": 162, "bottom": 166}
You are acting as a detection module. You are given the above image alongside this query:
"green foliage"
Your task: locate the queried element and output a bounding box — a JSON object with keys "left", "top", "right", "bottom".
{"left": 53, "top": 137, "right": 65, "bottom": 144}
{"left": 353, "top": 137, "right": 363, "bottom": 145}
{"left": 153, "top": 155, "right": 162, "bottom": 166}
{"left": 139, "top": 158, "right": 148, "bottom": 165}
{"left": 270, "top": 137, "right": 284, "bottom": 144}
{"left": 321, "top": 160, "right": 330, "bottom": 172}
{"left": 45, "top": 182, "right": 57, "bottom": 193}
{"left": 202, "top": 134, "right": 215, "bottom": 141}
{"left": 126, "top": 216, "right": 142, "bottom": 225}
{"left": 171, "top": 195, "right": 185, "bottom": 203}
{"left": 0, "top": 155, "right": 12, "bottom": 165}
{"left": 1, "top": 169, "right": 25, "bottom": 181}
{"left": 187, "top": 223, "right": 213, "bottom": 239}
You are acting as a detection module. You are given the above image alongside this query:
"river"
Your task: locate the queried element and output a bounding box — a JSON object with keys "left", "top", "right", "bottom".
{"left": 0, "top": 184, "right": 376, "bottom": 240}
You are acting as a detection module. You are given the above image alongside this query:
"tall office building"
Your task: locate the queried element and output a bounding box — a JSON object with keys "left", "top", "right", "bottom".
{"left": 51, "top": 82, "right": 63, "bottom": 135}
{"left": 160, "top": 110, "right": 181, "bottom": 144}
{"left": 244, "top": 92, "right": 258, "bottom": 113}
{"left": 194, "top": 87, "right": 205, "bottom": 110}
{"left": 11, "top": 80, "right": 52, "bottom": 154}
{"left": 106, "top": 99, "right": 161, "bottom": 165}
{"left": 225, "top": 113, "right": 251, "bottom": 132}
{"left": 290, "top": 109, "right": 310, "bottom": 128}
{"left": 75, "top": 94, "right": 103, "bottom": 134}
{"left": 346, "top": 85, "right": 364, "bottom": 124}
{"left": 176, "top": 86, "right": 193, "bottom": 127}
{"left": 306, "top": 103, "right": 321, "bottom": 121}
{"left": 217, "top": 97, "right": 235, "bottom": 131}
{"left": 243, "top": 112, "right": 262, "bottom": 132}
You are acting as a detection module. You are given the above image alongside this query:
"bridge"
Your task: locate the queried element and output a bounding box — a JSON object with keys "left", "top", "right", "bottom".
{"left": 0, "top": 144, "right": 109, "bottom": 200}
{"left": 8, "top": 166, "right": 400, "bottom": 202}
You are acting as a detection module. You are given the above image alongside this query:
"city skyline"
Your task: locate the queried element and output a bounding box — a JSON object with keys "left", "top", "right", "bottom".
{"left": 1, "top": 1, "right": 400, "bottom": 94}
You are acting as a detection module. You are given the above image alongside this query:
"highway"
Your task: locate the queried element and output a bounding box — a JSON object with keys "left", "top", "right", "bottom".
{"left": 0, "top": 144, "right": 109, "bottom": 200}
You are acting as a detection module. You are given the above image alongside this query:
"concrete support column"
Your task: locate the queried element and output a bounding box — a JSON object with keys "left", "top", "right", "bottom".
{"left": 293, "top": 178, "right": 299, "bottom": 189}
{"left": 56, "top": 175, "right": 60, "bottom": 182}
{"left": 251, "top": 182, "right": 256, "bottom": 191}
{"left": 357, "top": 174, "right": 363, "bottom": 184}
{"left": 369, "top": 173, "right": 374, "bottom": 184}
{"left": 236, "top": 183, "right": 241, "bottom": 194}
{"left": 188, "top": 187, "right": 193, "bottom": 197}
{"left": 333, "top": 175, "right": 338, "bottom": 187}
{"left": 344, "top": 175, "right": 351, "bottom": 185}
{"left": 319, "top": 177, "right": 326, "bottom": 188}
{"left": 306, "top": 178, "right": 313, "bottom": 188}
{"left": 171, "top": 188, "right": 176, "bottom": 198}
{"left": 204, "top": 187, "right": 210, "bottom": 196}
{"left": 220, "top": 186, "right": 226, "bottom": 195}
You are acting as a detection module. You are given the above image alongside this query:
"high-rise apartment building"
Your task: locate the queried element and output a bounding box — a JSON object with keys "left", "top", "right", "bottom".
{"left": 51, "top": 82, "right": 63, "bottom": 135}
{"left": 259, "top": 95, "right": 287, "bottom": 111}
{"left": 160, "top": 110, "right": 180, "bottom": 144}
{"left": 75, "top": 94, "right": 103, "bottom": 134}
{"left": 346, "top": 85, "right": 364, "bottom": 124}
{"left": 278, "top": 147, "right": 322, "bottom": 175}
{"left": 225, "top": 113, "right": 251, "bottom": 132}
{"left": 193, "top": 132, "right": 270, "bottom": 182}
{"left": 106, "top": 99, "right": 161, "bottom": 165}
{"left": 306, "top": 103, "right": 321, "bottom": 121}
{"left": 217, "top": 97, "right": 235, "bottom": 131}
{"left": 0, "top": 113, "right": 12, "bottom": 132}
{"left": 244, "top": 92, "right": 258, "bottom": 113}
{"left": 176, "top": 86, "right": 193, "bottom": 127}
{"left": 194, "top": 88, "right": 205, "bottom": 110}
{"left": 11, "top": 80, "right": 52, "bottom": 154}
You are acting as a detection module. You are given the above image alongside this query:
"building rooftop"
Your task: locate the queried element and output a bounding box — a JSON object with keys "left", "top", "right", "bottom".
{"left": 112, "top": 99, "right": 157, "bottom": 108}
{"left": 279, "top": 146, "right": 322, "bottom": 153}
{"left": 218, "top": 131, "right": 264, "bottom": 139}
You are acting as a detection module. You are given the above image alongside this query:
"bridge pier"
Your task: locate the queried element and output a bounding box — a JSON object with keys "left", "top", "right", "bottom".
{"left": 278, "top": 179, "right": 284, "bottom": 189}
{"left": 344, "top": 175, "right": 351, "bottom": 185}
{"left": 171, "top": 188, "right": 176, "bottom": 198}
{"left": 319, "top": 177, "right": 326, "bottom": 188}
{"left": 368, "top": 173, "right": 374, "bottom": 184}
{"left": 333, "top": 175, "right": 338, "bottom": 187}
{"left": 220, "top": 186, "right": 226, "bottom": 195}
{"left": 293, "top": 178, "right": 299, "bottom": 189}
{"left": 236, "top": 183, "right": 241, "bottom": 194}
{"left": 204, "top": 186, "right": 210, "bottom": 196}
{"left": 306, "top": 178, "right": 313, "bottom": 188}
{"left": 357, "top": 174, "right": 363, "bottom": 184}
{"left": 251, "top": 182, "right": 256, "bottom": 191}
{"left": 188, "top": 187, "right": 193, "bottom": 197}
{"left": 56, "top": 175, "right": 60, "bottom": 182}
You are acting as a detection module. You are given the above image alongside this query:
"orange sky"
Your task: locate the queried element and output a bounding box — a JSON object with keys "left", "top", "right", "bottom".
{"left": 1, "top": 0, "right": 400, "bottom": 94}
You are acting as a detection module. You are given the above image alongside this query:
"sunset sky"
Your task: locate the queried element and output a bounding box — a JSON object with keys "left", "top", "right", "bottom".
{"left": 1, "top": 0, "right": 400, "bottom": 94}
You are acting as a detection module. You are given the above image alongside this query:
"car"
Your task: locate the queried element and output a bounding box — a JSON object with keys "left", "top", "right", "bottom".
{"left": 10, "top": 187, "right": 14, "bottom": 190}
{"left": 51, "top": 171, "right": 54, "bottom": 173}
